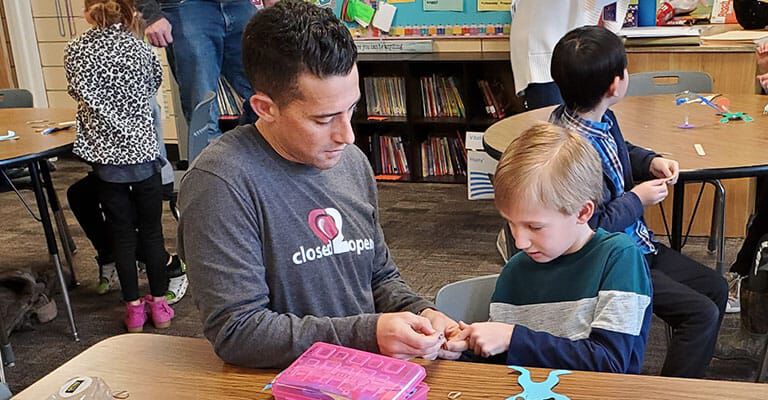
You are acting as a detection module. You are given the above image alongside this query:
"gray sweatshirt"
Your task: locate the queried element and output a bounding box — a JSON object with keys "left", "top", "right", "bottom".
{"left": 177, "top": 124, "right": 433, "bottom": 368}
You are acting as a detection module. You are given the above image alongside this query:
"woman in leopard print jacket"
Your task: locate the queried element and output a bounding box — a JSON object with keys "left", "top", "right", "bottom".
{"left": 64, "top": 0, "right": 174, "bottom": 333}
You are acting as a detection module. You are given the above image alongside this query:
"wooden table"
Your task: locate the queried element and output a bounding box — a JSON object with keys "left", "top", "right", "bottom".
{"left": 14, "top": 334, "right": 768, "bottom": 399}
{"left": 0, "top": 108, "right": 79, "bottom": 341}
{"left": 484, "top": 94, "right": 768, "bottom": 267}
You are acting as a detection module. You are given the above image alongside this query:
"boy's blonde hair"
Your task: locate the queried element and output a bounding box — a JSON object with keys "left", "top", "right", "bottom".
{"left": 494, "top": 122, "right": 603, "bottom": 215}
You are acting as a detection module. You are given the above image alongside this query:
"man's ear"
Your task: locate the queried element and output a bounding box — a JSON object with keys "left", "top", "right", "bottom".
{"left": 576, "top": 201, "right": 595, "bottom": 224}
{"left": 250, "top": 92, "right": 278, "bottom": 122}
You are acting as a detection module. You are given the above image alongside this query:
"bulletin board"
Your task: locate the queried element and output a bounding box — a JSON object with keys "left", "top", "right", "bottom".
{"left": 333, "top": 0, "right": 512, "bottom": 38}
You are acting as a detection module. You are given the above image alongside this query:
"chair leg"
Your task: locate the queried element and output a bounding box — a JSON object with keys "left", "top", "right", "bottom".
{"left": 706, "top": 180, "right": 726, "bottom": 274}
{"left": 665, "top": 323, "right": 673, "bottom": 348}
{"left": 757, "top": 336, "right": 768, "bottom": 382}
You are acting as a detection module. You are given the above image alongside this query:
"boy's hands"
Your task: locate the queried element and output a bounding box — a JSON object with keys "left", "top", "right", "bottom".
{"left": 445, "top": 321, "right": 514, "bottom": 358}
{"left": 649, "top": 157, "right": 679, "bottom": 184}
{"left": 631, "top": 178, "right": 669, "bottom": 207}
{"left": 376, "top": 312, "right": 444, "bottom": 360}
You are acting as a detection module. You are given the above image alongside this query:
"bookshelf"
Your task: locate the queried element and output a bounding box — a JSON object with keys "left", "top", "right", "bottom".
{"left": 353, "top": 52, "right": 523, "bottom": 184}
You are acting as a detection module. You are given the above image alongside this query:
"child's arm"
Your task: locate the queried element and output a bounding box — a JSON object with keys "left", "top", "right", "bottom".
{"left": 503, "top": 245, "right": 652, "bottom": 373}
{"left": 147, "top": 47, "right": 163, "bottom": 97}
{"left": 445, "top": 321, "right": 514, "bottom": 358}
{"left": 590, "top": 182, "right": 645, "bottom": 232}
{"left": 626, "top": 142, "right": 660, "bottom": 182}
{"left": 63, "top": 44, "right": 81, "bottom": 101}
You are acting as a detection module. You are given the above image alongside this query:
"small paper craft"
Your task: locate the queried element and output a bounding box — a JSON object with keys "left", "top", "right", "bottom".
{"left": 719, "top": 111, "right": 753, "bottom": 124}
{"left": 372, "top": 2, "right": 397, "bottom": 32}
{"left": 694, "top": 143, "right": 706, "bottom": 157}
{"left": 347, "top": 0, "right": 375, "bottom": 27}
{"left": 423, "top": 0, "right": 463, "bottom": 12}
{"left": 506, "top": 366, "right": 571, "bottom": 400}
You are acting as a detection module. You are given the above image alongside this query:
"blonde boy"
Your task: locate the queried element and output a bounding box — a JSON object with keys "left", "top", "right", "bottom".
{"left": 447, "top": 123, "right": 652, "bottom": 373}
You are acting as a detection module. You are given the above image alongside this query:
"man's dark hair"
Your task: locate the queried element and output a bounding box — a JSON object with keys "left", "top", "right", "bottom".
{"left": 242, "top": 0, "right": 358, "bottom": 106}
{"left": 550, "top": 26, "right": 627, "bottom": 112}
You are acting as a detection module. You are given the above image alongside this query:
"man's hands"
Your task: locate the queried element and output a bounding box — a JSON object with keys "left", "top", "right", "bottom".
{"left": 376, "top": 312, "right": 444, "bottom": 360}
{"left": 444, "top": 321, "right": 514, "bottom": 358}
{"left": 420, "top": 308, "right": 462, "bottom": 360}
{"left": 145, "top": 18, "right": 173, "bottom": 47}
{"left": 376, "top": 309, "right": 462, "bottom": 361}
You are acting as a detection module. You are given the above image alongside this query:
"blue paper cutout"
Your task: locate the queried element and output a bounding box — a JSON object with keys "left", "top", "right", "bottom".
{"left": 506, "top": 365, "right": 571, "bottom": 400}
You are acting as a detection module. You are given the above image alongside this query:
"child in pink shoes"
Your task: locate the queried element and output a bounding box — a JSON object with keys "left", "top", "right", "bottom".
{"left": 125, "top": 295, "right": 175, "bottom": 333}
{"left": 66, "top": 0, "right": 175, "bottom": 332}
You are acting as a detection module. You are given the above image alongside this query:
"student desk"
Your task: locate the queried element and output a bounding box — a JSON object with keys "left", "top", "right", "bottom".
{"left": 483, "top": 94, "right": 768, "bottom": 267}
{"left": 0, "top": 108, "right": 79, "bottom": 341}
{"left": 14, "top": 333, "right": 768, "bottom": 399}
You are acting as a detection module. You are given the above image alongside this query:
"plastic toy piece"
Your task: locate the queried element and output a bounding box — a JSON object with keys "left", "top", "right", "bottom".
{"left": 506, "top": 366, "right": 571, "bottom": 400}
{"left": 718, "top": 111, "right": 753, "bottom": 124}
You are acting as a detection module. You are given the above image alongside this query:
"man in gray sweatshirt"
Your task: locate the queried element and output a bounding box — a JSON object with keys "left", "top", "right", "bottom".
{"left": 177, "top": 0, "right": 461, "bottom": 368}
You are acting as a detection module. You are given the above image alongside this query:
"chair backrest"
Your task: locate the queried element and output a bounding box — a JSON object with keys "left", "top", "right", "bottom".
{"left": 434, "top": 274, "right": 499, "bottom": 323}
{"left": 187, "top": 91, "right": 217, "bottom": 163}
{"left": 0, "top": 89, "right": 33, "bottom": 109}
{"left": 627, "top": 71, "right": 713, "bottom": 97}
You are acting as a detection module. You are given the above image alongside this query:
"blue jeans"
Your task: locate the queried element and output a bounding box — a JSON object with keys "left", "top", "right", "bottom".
{"left": 160, "top": 0, "right": 255, "bottom": 157}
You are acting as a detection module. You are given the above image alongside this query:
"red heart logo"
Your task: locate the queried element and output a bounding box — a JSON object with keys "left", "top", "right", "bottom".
{"left": 308, "top": 209, "right": 339, "bottom": 244}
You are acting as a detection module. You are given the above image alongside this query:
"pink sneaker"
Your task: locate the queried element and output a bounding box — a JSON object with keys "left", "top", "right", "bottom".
{"left": 124, "top": 300, "right": 147, "bottom": 333}
{"left": 145, "top": 295, "right": 174, "bottom": 329}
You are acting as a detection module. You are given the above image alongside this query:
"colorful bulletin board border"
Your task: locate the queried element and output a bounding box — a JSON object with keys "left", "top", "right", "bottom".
{"left": 335, "top": 0, "right": 512, "bottom": 39}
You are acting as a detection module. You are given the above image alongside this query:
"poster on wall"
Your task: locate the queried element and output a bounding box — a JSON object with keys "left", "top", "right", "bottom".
{"left": 478, "top": 0, "right": 511, "bottom": 12}
{"left": 423, "top": 0, "right": 464, "bottom": 12}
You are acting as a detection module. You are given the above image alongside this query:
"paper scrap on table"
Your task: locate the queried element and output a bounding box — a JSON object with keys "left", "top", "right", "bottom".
{"left": 506, "top": 365, "right": 571, "bottom": 400}
{"left": 372, "top": 3, "right": 396, "bottom": 32}
{"left": 423, "top": 0, "right": 463, "bottom": 12}
{"left": 477, "top": 0, "right": 510, "bottom": 12}
{"left": 694, "top": 143, "right": 706, "bottom": 156}
{"left": 347, "top": 0, "right": 375, "bottom": 27}
{"left": 0, "top": 130, "right": 18, "bottom": 141}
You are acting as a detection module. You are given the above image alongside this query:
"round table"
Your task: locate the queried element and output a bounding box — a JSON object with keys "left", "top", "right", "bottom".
{"left": 483, "top": 94, "right": 768, "bottom": 264}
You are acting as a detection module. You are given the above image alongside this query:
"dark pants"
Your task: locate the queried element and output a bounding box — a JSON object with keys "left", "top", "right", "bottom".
{"left": 732, "top": 176, "right": 768, "bottom": 276}
{"left": 646, "top": 244, "right": 728, "bottom": 378}
{"left": 524, "top": 82, "right": 563, "bottom": 110}
{"left": 67, "top": 174, "right": 171, "bottom": 267}
{"left": 97, "top": 173, "right": 168, "bottom": 302}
